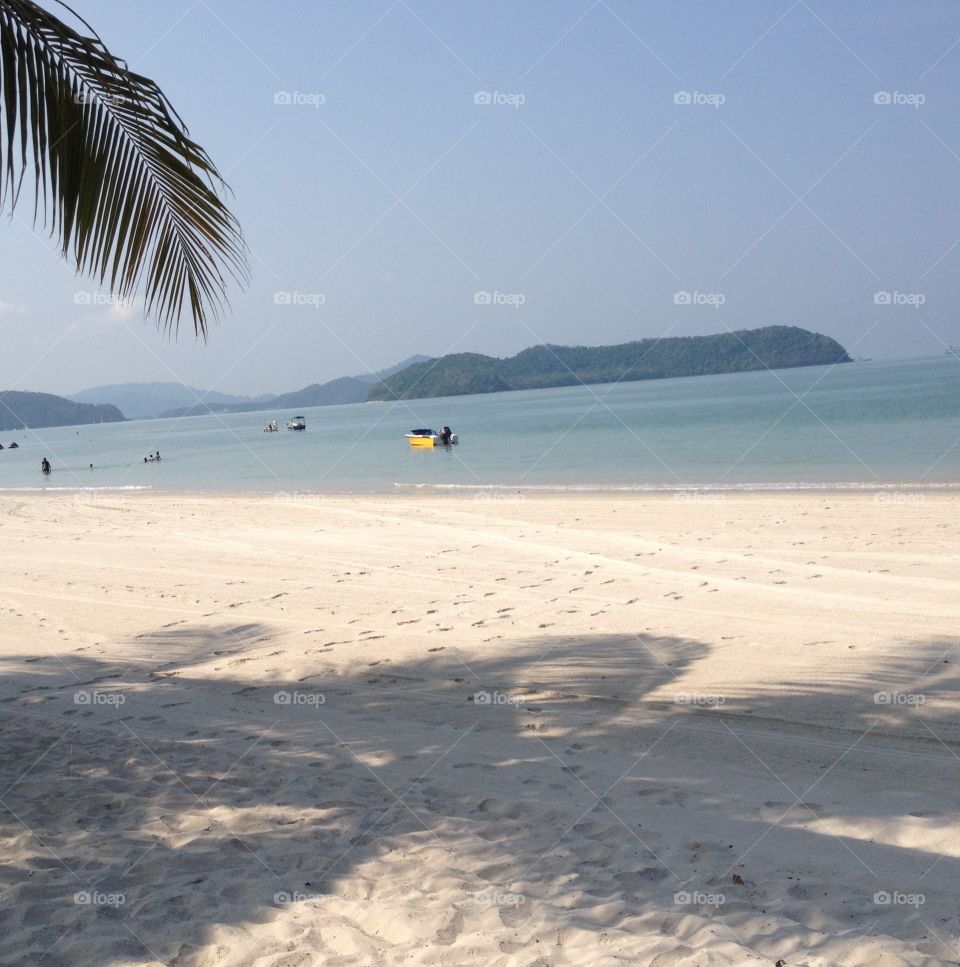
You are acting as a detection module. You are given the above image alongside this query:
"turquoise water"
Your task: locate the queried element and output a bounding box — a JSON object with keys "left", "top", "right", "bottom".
{"left": 2, "top": 356, "right": 958, "bottom": 494}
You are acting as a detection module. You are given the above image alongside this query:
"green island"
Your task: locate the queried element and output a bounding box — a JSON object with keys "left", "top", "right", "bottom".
{"left": 0, "top": 391, "right": 124, "bottom": 432}
{"left": 368, "top": 326, "right": 851, "bottom": 401}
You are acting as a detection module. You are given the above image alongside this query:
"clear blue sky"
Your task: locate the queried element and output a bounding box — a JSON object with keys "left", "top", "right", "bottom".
{"left": 2, "top": 0, "right": 959, "bottom": 396}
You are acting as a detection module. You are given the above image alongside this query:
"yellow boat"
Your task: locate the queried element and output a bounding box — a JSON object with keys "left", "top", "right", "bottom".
{"left": 405, "top": 427, "right": 458, "bottom": 447}
{"left": 406, "top": 429, "right": 438, "bottom": 447}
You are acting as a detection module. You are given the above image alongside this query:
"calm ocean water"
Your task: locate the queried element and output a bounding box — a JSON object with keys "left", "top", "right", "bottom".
{"left": 3, "top": 356, "right": 958, "bottom": 494}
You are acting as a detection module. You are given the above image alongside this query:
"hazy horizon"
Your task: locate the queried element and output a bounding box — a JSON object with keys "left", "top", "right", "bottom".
{"left": 1, "top": 0, "right": 958, "bottom": 397}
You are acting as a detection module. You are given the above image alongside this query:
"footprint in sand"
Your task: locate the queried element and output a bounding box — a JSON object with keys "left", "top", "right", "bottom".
{"left": 435, "top": 911, "right": 463, "bottom": 945}
{"left": 498, "top": 903, "right": 531, "bottom": 928}
{"left": 614, "top": 867, "right": 669, "bottom": 888}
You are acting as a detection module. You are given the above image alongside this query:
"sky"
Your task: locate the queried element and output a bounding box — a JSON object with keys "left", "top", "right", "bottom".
{"left": 1, "top": 0, "right": 959, "bottom": 398}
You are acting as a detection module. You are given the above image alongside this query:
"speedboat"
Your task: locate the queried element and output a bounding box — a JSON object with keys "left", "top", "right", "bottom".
{"left": 406, "top": 428, "right": 439, "bottom": 447}
{"left": 286, "top": 416, "right": 306, "bottom": 431}
{"left": 263, "top": 420, "right": 278, "bottom": 432}
{"left": 405, "top": 427, "right": 458, "bottom": 447}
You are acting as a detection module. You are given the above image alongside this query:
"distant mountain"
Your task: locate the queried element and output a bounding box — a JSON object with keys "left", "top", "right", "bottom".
{"left": 156, "top": 356, "right": 431, "bottom": 419}
{"left": 0, "top": 391, "right": 124, "bottom": 431}
{"left": 157, "top": 401, "right": 274, "bottom": 418}
{"left": 270, "top": 377, "right": 370, "bottom": 409}
{"left": 353, "top": 355, "right": 430, "bottom": 384}
{"left": 68, "top": 382, "right": 256, "bottom": 420}
{"left": 368, "top": 327, "right": 852, "bottom": 401}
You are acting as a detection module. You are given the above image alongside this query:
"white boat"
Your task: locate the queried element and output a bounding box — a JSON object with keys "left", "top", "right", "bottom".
{"left": 286, "top": 416, "right": 306, "bottom": 431}
{"left": 263, "top": 420, "right": 278, "bottom": 432}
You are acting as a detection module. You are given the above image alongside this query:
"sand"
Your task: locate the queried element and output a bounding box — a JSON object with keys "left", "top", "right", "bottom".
{"left": 0, "top": 490, "right": 958, "bottom": 965}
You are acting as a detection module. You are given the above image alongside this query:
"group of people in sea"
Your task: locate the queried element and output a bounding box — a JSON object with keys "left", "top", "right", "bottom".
{"left": 38, "top": 451, "right": 162, "bottom": 474}
{"left": 0, "top": 442, "right": 19, "bottom": 450}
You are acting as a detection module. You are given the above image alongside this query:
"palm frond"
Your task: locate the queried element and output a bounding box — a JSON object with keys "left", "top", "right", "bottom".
{"left": 0, "top": 0, "right": 248, "bottom": 336}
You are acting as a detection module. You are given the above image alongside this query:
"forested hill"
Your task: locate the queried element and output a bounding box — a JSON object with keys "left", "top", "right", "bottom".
{"left": 368, "top": 326, "right": 851, "bottom": 401}
{"left": 0, "top": 392, "right": 125, "bottom": 431}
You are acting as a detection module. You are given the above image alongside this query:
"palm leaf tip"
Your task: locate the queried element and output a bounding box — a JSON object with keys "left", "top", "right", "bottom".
{"left": 0, "top": 0, "right": 249, "bottom": 337}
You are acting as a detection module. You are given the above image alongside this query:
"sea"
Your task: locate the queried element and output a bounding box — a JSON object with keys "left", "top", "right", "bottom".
{"left": 3, "top": 356, "right": 958, "bottom": 496}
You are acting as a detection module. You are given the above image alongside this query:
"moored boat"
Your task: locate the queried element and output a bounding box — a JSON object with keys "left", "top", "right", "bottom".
{"left": 286, "top": 416, "right": 306, "bottom": 431}
{"left": 263, "top": 420, "right": 278, "bottom": 432}
{"left": 405, "top": 429, "right": 438, "bottom": 447}
{"left": 405, "top": 427, "right": 458, "bottom": 447}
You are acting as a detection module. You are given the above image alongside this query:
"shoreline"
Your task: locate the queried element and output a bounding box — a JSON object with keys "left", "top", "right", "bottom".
{"left": 4, "top": 478, "right": 959, "bottom": 497}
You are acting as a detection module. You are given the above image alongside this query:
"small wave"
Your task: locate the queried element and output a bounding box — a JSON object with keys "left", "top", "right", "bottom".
{"left": 392, "top": 481, "right": 960, "bottom": 495}
{"left": 0, "top": 485, "right": 152, "bottom": 493}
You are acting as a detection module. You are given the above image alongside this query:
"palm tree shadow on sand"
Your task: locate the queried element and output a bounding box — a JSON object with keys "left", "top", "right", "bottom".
{"left": 1, "top": 625, "right": 958, "bottom": 965}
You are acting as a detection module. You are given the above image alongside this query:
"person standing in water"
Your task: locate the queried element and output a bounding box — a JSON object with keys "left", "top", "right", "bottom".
{"left": 41, "top": 458, "right": 51, "bottom": 473}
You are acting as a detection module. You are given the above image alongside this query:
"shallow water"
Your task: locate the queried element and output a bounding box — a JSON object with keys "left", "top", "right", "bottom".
{"left": 2, "top": 356, "right": 958, "bottom": 494}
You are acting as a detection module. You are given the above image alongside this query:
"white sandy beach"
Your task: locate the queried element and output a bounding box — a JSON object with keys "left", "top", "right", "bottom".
{"left": 0, "top": 491, "right": 958, "bottom": 965}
